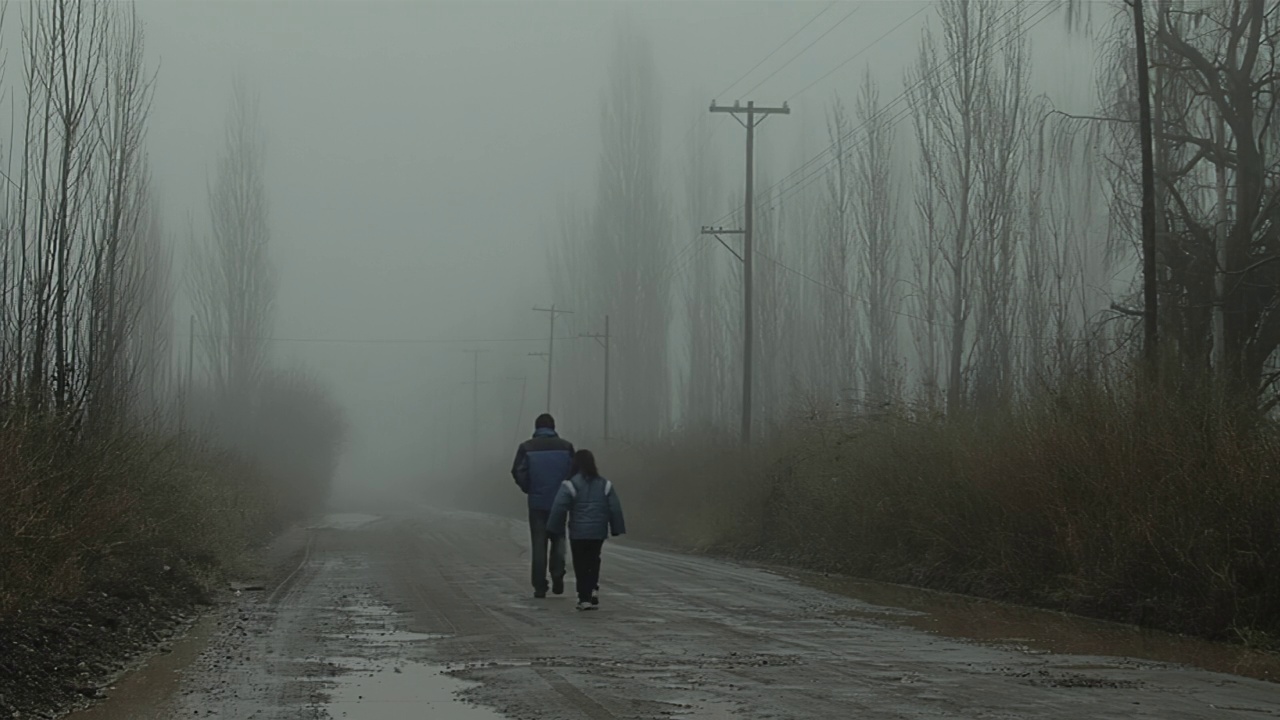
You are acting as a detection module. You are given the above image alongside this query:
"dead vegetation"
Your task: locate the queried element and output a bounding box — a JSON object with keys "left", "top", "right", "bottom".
{"left": 604, "top": 385, "right": 1280, "bottom": 647}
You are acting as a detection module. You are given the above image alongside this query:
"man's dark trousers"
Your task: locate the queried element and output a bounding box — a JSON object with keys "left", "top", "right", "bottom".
{"left": 528, "top": 508, "right": 566, "bottom": 593}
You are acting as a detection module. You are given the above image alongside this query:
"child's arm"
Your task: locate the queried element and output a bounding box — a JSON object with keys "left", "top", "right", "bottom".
{"left": 547, "top": 480, "right": 573, "bottom": 536}
{"left": 606, "top": 482, "right": 626, "bottom": 537}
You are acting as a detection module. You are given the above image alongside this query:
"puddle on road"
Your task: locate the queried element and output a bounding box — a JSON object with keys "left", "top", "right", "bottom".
{"left": 327, "top": 657, "right": 502, "bottom": 720}
{"left": 799, "top": 571, "right": 1280, "bottom": 683}
{"left": 670, "top": 699, "right": 744, "bottom": 719}
{"left": 319, "top": 595, "right": 504, "bottom": 719}
{"left": 309, "top": 513, "right": 384, "bottom": 531}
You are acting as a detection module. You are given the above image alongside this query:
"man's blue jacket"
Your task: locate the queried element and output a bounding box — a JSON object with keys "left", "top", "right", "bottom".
{"left": 511, "top": 428, "right": 575, "bottom": 511}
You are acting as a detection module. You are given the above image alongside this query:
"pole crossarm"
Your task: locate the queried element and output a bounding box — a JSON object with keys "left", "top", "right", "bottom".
{"left": 531, "top": 305, "right": 573, "bottom": 414}
{"left": 710, "top": 100, "right": 791, "bottom": 129}
{"left": 701, "top": 227, "right": 746, "bottom": 263}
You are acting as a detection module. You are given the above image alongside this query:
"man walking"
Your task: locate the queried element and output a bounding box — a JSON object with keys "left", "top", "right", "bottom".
{"left": 511, "top": 413, "right": 574, "bottom": 598}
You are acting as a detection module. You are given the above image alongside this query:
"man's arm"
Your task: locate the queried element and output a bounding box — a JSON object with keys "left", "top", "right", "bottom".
{"left": 547, "top": 481, "right": 573, "bottom": 537}
{"left": 511, "top": 444, "right": 530, "bottom": 493}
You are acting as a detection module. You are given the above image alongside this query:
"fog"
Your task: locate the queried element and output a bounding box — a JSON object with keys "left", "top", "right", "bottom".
{"left": 126, "top": 1, "right": 1099, "bottom": 504}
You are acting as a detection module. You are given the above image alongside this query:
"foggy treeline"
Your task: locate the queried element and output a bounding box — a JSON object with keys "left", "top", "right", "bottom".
{"left": 546, "top": 0, "right": 1280, "bottom": 441}
{"left": 0, "top": 0, "right": 344, "bottom": 615}
{"left": 539, "top": 0, "right": 1280, "bottom": 645}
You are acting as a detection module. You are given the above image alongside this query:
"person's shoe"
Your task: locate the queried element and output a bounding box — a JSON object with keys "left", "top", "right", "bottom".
{"left": 552, "top": 577, "right": 565, "bottom": 595}
{"left": 534, "top": 589, "right": 547, "bottom": 599}
{"left": 576, "top": 600, "right": 597, "bottom": 611}
{"left": 590, "top": 593, "right": 599, "bottom": 606}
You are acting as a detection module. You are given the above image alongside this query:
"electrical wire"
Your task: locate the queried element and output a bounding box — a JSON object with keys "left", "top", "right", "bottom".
{"left": 715, "top": 2, "right": 837, "bottom": 102}
{"left": 786, "top": 2, "right": 936, "bottom": 103}
{"left": 738, "top": 4, "right": 865, "bottom": 99}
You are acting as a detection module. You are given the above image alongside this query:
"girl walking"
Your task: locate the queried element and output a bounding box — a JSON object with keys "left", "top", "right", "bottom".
{"left": 547, "top": 450, "right": 626, "bottom": 611}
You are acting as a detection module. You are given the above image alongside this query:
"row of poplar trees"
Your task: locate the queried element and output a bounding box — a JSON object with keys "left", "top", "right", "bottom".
{"left": 0, "top": 1, "right": 343, "bottom": 513}
{"left": 550, "top": 0, "right": 1279, "bottom": 441}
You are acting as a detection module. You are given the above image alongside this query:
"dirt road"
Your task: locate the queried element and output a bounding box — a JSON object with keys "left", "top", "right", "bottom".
{"left": 69, "top": 508, "right": 1280, "bottom": 719}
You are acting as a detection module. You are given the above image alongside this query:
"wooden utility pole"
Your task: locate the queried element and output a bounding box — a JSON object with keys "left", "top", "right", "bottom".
{"left": 580, "top": 315, "right": 611, "bottom": 442}
{"left": 182, "top": 314, "right": 194, "bottom": 436}
{"left": 463, "top": 349, "right": 488, "bottom": 476}
{"left": 513, "top": 375, "right": 528, "bottom": 446}
{"left": 531, "top": 305, "right": 572, "bottom": 414}
{"left": 1132, "top": 0, "right": 1159, "bottom": 379}
{"left": 709, "top": 100, "right": 789, "bottom": 444}
{"left": 1214, "top": 111, "right": 1229, "bottom": 377}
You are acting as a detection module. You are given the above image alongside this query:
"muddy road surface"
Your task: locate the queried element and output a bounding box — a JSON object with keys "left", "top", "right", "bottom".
{"left": 69, "top": 508, "right": 1280, "bottom": 719}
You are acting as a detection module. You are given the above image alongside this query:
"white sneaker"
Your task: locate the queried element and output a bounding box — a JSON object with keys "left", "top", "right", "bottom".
{"left": 575, "top": 600, "right": 597, "bottom": 611}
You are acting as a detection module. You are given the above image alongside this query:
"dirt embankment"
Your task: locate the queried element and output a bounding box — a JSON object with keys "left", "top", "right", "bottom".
{"left": 0, "top": 525, "right": 309, "bottom": 720}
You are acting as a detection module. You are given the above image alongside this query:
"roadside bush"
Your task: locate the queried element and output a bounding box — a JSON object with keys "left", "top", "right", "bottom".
{"left": 0, "top": 418, "right": 273, "bottom": 619}
{"left": 608, "top": 386, "right": 1280, "bottom": 645}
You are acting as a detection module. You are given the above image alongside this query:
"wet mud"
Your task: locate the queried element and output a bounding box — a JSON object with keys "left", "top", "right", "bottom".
{"left": 796, "top": 571, "right": 1280, "bottom": 683}
{"left": 66, "top": 508, "right": 1280, "bottom": 719}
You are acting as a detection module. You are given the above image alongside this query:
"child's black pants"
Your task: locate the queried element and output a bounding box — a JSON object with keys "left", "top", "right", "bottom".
{"left": 570, "top": 539, "right": 605, "bottom": 602}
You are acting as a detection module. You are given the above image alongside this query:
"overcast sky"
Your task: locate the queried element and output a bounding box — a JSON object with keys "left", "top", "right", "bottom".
{"left": 130, "top": 1, "right": 1099, "bottom": 497}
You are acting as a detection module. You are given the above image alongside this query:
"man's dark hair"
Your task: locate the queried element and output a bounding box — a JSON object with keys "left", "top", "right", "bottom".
{"left": 572, "top": 449, "right": 599, "bottom": 479}
{"left": 534, "top": 413, "right": 555, "bottom": 430}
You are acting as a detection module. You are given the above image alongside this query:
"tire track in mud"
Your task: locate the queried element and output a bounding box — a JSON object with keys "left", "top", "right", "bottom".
{"left": 383, "top": 519, "right": 621, "bottom": 719}
{"left": 391, "top": 509, "right": 1280, "bottom": 720}
{"left": 393, "top": 514, "right": 968, "bottom": 718}
{"left": 75, "top": 509, "right": 1280, "bottom": 720}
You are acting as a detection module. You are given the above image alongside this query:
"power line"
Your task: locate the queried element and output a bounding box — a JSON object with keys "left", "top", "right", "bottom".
{"left": 706, "top": 0, "right": 1057, "bottom": 229}
{"left": 787, "top": 2, "right": 936, "bottom": 103}
{"left": 768, "top": 2, "right": 1059, "bottom": 211}
{"left": 738, "top": 4, "right": 864, "bottom": 99}
{"left": 715, "top": 2, "right": 836, "bottom": 101}
{"left": 175, "top": 333, "right": 581, "bottom": 345}
{"left": 669, "top": 3, "right": 833, "bottom": 194}
{"left": 754, "top": 242, "right": 1081, "bottom": 344}
{"left": 674, "top": 2, "right": 1050, "bottom": 292}
{"left": 757, "top": 1, "right": 1044, "bottom": 216}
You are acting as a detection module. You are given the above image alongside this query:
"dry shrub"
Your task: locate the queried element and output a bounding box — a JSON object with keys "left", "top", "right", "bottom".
{"left": 0, "top": 418, "right": 274, "bottom": 619}
{"left": 611, "top": 386, "right": 1280, "bottom": 644}
{"left": 591, "top": 433, "right": 776, "bottom": 550}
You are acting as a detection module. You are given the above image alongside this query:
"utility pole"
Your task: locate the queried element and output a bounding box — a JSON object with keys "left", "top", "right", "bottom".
{"left": 463, "top": 349, "right": 488, "bottom": 477}
{"left": 709, "top": 99, "right": 789, "bottom": 444}
{"left": 531, "top": 304, "right": 572, "bottom": 414}
{"left": 513, "top": 375, "right": 528, "bottom": 446}
{"left": 579, "top": 315, "right": 610, "bottom": 443}
{"left": 1213, "top": 111, "right": 1229, "bottom": 379}
{"left": 1131, "top": 0, "right": 1159, "bottom": 380}
{"left": 182, "top": 314, "right": 194, "bottom": 436}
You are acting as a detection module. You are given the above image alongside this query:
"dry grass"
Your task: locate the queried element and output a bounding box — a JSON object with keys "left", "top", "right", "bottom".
{"left": 604, "top": 386, "right": 1280, "bottom": 645}
{"left": 0, "top": 418, "right": 277, "bottom": 619}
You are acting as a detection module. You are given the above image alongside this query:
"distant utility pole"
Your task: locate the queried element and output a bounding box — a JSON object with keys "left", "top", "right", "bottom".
{"left": 463, "top": 349, "right": 489, "bottom": 476}
{"left": 709, "top": 99, "right": 790, "bottom": 444}
{"left": 579, "top": 315, "right": 610, "bottom": 443}
{"left": 531, "top": 304, "right": 573, "bottom": 414}
{"left": 513, "top": 375, "right": 528, "bottom": 446}
{"left": 182, "top": 314, "right": 194, "bottom": 437}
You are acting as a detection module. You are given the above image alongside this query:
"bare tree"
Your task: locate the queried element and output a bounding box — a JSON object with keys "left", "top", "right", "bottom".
{"left": 971, "top": 4, "right": 1030, "bottom": 408}
{"left": 852, "top": 71, "right": 901, "bottom": 405}
{"left": 86, "top": 3, "right": 157, "bottom": 427}
{"left": 679, "top": 106, "right": 723, "bottom": 433}
{"left": 906, "top": 0, "right": 998, "bottom": 415}
{"left": 191, "top": 76, "right": 275, "bottom": 447}
{"left": 586, "top": 24, "right": 672, "bottom": 439}
{"left": 819, "top": 100, "right": 858, "bottom": 401}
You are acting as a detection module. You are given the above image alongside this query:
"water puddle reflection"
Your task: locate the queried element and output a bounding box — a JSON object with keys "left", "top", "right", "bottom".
{"left": 310, "top": 513, "right": 384, "bottom": 531}
{"left": 798, "top": 571, "right": 1280, "bottom": 682}
{"left": 321, "top": 595, "right": 504, "bottom": 719}
{"left": 327, "top": 657, "right": 502, "bottom": 720}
